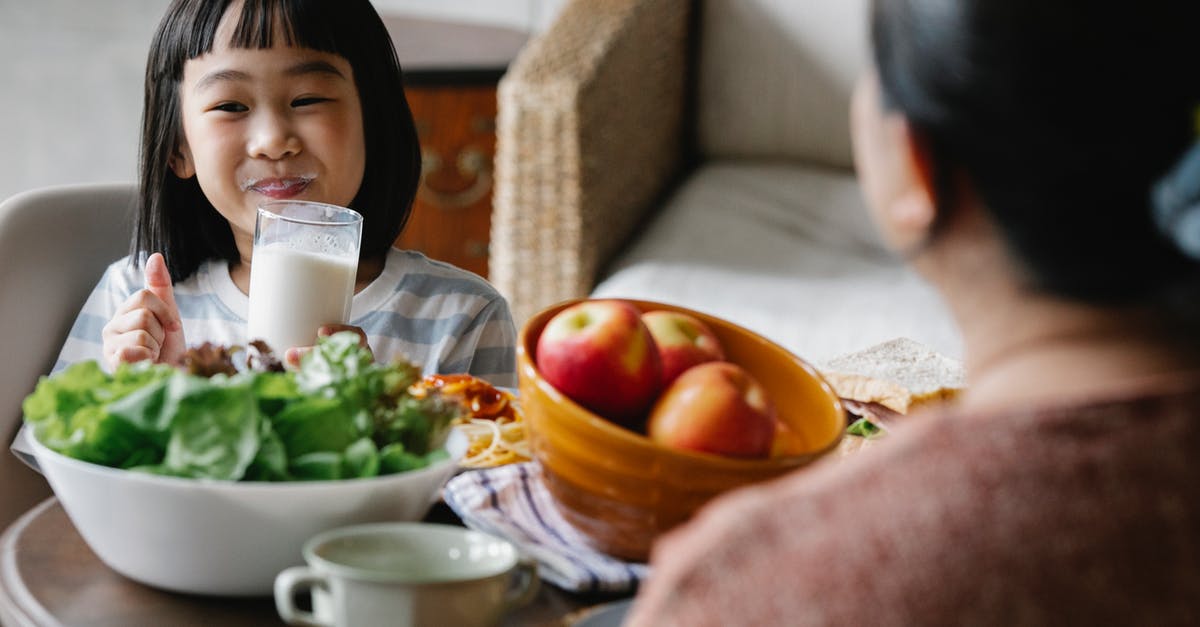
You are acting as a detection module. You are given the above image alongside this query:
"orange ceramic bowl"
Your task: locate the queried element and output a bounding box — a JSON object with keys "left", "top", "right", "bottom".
{"left": 518, "top": 299, "right": 844, "bottom": 561}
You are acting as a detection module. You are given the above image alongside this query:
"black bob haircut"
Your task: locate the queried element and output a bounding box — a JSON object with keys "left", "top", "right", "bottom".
{"left": 869, "top": 0, "right": 1200, "bottom": 309}
{"left": 136, "top": 0, "right": 421, "bottom": 282}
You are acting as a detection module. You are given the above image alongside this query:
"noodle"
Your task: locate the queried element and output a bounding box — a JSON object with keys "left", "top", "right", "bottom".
{"left": 454, "top": 416, "right": 530, "bottom": 468}
{"left": 410, "top": 374, "right": 530, "bottom": 468}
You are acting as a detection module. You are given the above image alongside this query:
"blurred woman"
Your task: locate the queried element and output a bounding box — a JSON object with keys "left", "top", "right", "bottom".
{"left": 626, "top": 1, "right": 1200, "bottom": 624}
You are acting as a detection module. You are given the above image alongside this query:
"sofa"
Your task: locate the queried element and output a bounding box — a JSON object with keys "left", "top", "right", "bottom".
{"left": 488, "top": 0, "right": 962, "bottom": 364}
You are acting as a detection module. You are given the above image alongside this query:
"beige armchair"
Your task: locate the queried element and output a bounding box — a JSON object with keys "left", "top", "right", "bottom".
{"left": 0, "top": 183, "right": 134, "bottom": 530}
{"left": 490, "top": 0, "right": 961, "bottom": 362}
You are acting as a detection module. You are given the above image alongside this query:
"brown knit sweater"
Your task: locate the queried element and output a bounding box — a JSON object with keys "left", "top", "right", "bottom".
{"left": 625, "top": 376, "right": 1200, "bottom": 626}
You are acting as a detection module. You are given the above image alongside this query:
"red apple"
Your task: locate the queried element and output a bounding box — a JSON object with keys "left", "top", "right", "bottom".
{"left": 641, "top": 310, "right": 726, "bottom": 385}
{"left": 646, "top": 362, "right": 777, "bottom": 459}
{"left": 535, "top": 300, "right": 663, "bottom": 424}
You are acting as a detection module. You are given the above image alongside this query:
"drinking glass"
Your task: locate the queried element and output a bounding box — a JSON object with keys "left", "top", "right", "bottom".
{"left": 247, "top": 200, "right": 363, "bottom": 354}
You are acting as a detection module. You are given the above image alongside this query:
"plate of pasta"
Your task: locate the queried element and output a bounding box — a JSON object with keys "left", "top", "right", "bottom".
{"left": 409, "top": 374, "right": 531, "bottom": 468}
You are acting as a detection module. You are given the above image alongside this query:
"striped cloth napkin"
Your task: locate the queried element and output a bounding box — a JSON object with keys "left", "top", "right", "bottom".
{"left": 442, "top": 462, "right": 649, "bottom": 594}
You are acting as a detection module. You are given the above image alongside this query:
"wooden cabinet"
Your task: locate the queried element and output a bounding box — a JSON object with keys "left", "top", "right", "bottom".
{"left": 384, "top": 17, "right": 528, "bottom": 279}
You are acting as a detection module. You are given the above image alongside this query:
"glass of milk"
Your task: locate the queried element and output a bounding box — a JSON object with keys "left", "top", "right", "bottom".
{"left": 247, "top": 200, "right": 363, "bottom": 354}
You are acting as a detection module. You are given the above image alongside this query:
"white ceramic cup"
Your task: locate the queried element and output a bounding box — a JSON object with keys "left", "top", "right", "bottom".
{"left": 247, "top": 200, "right": 363, "bottom": 354}
{"left": 274, "top": 522, "right": 539, "bottom": 627}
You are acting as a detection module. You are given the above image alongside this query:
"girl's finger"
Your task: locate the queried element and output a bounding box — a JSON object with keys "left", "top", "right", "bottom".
{"left": 103, "top": 307, "right": 166, "bottom": 343}
{"left": 115, "top": 345, "right": 156, "bottom": 365}
{"left": 130, "top": 329, "right": 163, "bottom": 355}
{"left": 114, "top": 290, "right": 179, "bottom": 331}
{"left": 144, "top": 252, "right": 187, "bottom": 366}
{"left": 104, "top": 328, "right": 163, "bottom": 366}
{"left": 285, "top": 346, "right": 311, "bottom": 369}
{"left": 144, "top": 253, "right": 182, "bottom": 330}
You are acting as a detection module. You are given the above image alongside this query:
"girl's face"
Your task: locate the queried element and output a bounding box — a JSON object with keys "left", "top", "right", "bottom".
{"left": 171, "top": 13, "right": 366, "bottom": 255}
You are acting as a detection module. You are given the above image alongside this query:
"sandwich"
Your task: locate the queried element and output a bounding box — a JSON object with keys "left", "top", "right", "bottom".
{"left": 820, "top": 337, "right": 965, "bottom": 415}
{"left": 821, "top": 337, "right": 964, "bottom": 457}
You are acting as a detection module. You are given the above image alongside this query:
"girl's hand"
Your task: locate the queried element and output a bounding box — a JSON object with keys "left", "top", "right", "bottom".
{"left": 101, "top": 252, "right": 187, "bottom": 370}
{"left": 284, "top": 324, "right": 372, "bottom": 369}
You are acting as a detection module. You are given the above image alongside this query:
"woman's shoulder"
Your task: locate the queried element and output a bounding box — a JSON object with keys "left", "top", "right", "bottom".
{"left": 942, "top": 371, "right": 1200, "bottom": 443}
{"left": 845, "top": 374, "right": 1200, "bottom": 483}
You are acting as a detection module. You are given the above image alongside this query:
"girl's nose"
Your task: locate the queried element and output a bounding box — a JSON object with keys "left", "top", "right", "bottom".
{"left": 247, "top": 110, "right": 301, "bottom": 160}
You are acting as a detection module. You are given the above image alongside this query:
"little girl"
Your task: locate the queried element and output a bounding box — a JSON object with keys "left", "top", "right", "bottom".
{"left": 54, "top": 0, "right": 517, "bottom": 387}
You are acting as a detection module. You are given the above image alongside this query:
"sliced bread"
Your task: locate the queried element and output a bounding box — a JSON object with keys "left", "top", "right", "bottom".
{"left": 820, "top": 337, "right": 965, "bottom": 414}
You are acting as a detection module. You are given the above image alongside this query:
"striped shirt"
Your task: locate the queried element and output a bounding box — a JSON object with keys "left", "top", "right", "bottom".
{"left": 55, "top": 247, "right": 517, "bottom": 387}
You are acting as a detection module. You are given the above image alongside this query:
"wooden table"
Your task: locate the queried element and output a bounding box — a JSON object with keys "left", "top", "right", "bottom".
{"left": 0, "top": 499, "right": 627, "bottom": 626}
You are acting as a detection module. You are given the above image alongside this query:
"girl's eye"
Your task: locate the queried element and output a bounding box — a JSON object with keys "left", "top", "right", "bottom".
{"left": 292, "top": 97, "right": 331, "bottom": 107}
{"left": 212, "top": 102, "right": 248, "bottom": 113}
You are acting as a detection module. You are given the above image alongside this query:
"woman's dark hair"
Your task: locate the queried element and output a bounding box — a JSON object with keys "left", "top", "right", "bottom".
{"left": 869, "top": 0, "right": 1200, "bottom": 313}
{"left": 138, "top": 0, "right": 421, "bottom": 281}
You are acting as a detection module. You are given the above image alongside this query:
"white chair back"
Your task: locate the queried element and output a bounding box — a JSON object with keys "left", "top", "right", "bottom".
{"left": 0, "top": 182, "right": 134, "bottom": 529}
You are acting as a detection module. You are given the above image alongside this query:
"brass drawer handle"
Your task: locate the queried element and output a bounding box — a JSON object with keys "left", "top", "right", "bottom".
{"left": 419, "top": 147, "right": 493, "bottom": 209}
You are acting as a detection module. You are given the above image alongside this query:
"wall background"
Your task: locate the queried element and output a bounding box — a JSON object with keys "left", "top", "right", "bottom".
{"left": 371, "top": 0, "right": 566, "bottom": 31}
{"left": 0, "top": 0, "right": 565, "bottom": 203}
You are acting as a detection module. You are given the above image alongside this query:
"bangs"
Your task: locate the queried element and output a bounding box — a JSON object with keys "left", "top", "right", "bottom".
{"left": 225, "top": 0, "right": 340, "bottom": 55}
{"left": 154, "top": 0, "right": 342, "bottom": 79}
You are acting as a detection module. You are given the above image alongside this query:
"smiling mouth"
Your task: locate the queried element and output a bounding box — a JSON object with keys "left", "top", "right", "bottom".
{"left": 243, "top": 176, "right": 314, "bottom": 199}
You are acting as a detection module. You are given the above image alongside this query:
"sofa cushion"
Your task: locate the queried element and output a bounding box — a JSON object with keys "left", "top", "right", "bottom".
{"left": 696, "top": 0, "right": 868, "bottom": 169}
{"left": 591, "top": 161, "right": 963, "bottom": 363}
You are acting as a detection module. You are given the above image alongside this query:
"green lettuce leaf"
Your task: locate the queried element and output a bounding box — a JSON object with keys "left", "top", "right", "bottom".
{"left": 271, "top": 396, "right": 365, "bottom": 458}
{"left": 156, "top": 374, "right": 262, "bottom": 480}
{"left": 294, "top": 331, "right": 377, "bottom": 402}
{"left": 343, "top": 437, "right": 381, "bottom": 479}
{"left": 243, "top": 418, "right": 289, "bottom": 481}
{"left": 846, "top": 417, "right": 884, "bottom": 439}
{"left": 23, "top": 361, "right": 176, "bottom": 467}
{"left": 289, "top": 451, "right": 344, "bottom": 480}
{"left": 24, "top": 334, "right": 463, "bottom": 482}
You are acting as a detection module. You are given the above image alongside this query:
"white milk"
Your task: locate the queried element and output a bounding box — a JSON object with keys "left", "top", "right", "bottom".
{"left": 247, "top": 244, "right": 357, "bottom": 353}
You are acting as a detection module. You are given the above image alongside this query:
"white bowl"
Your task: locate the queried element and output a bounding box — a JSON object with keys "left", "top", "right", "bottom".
{"left": 28, "top": 430, "right": 466, "bottom": 596}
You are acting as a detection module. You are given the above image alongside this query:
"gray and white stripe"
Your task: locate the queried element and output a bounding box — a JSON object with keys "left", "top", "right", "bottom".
{"left": 54, "top": 248, "right": 518, "bottom": 388}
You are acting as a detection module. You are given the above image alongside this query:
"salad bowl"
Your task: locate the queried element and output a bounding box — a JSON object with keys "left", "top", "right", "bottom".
{"left": 20, "top": 333, "right": 474, "bottom": 596}
{"left": 28, "top": 429, "right": 466, "bottom": 596}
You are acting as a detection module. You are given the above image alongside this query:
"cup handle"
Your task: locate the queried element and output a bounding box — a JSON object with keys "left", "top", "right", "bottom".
{"left": 503, "top": 558, "right": 540, "bottom": 611}
{"left": 274, "top": 565, "right": 332, "bottom": 627}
